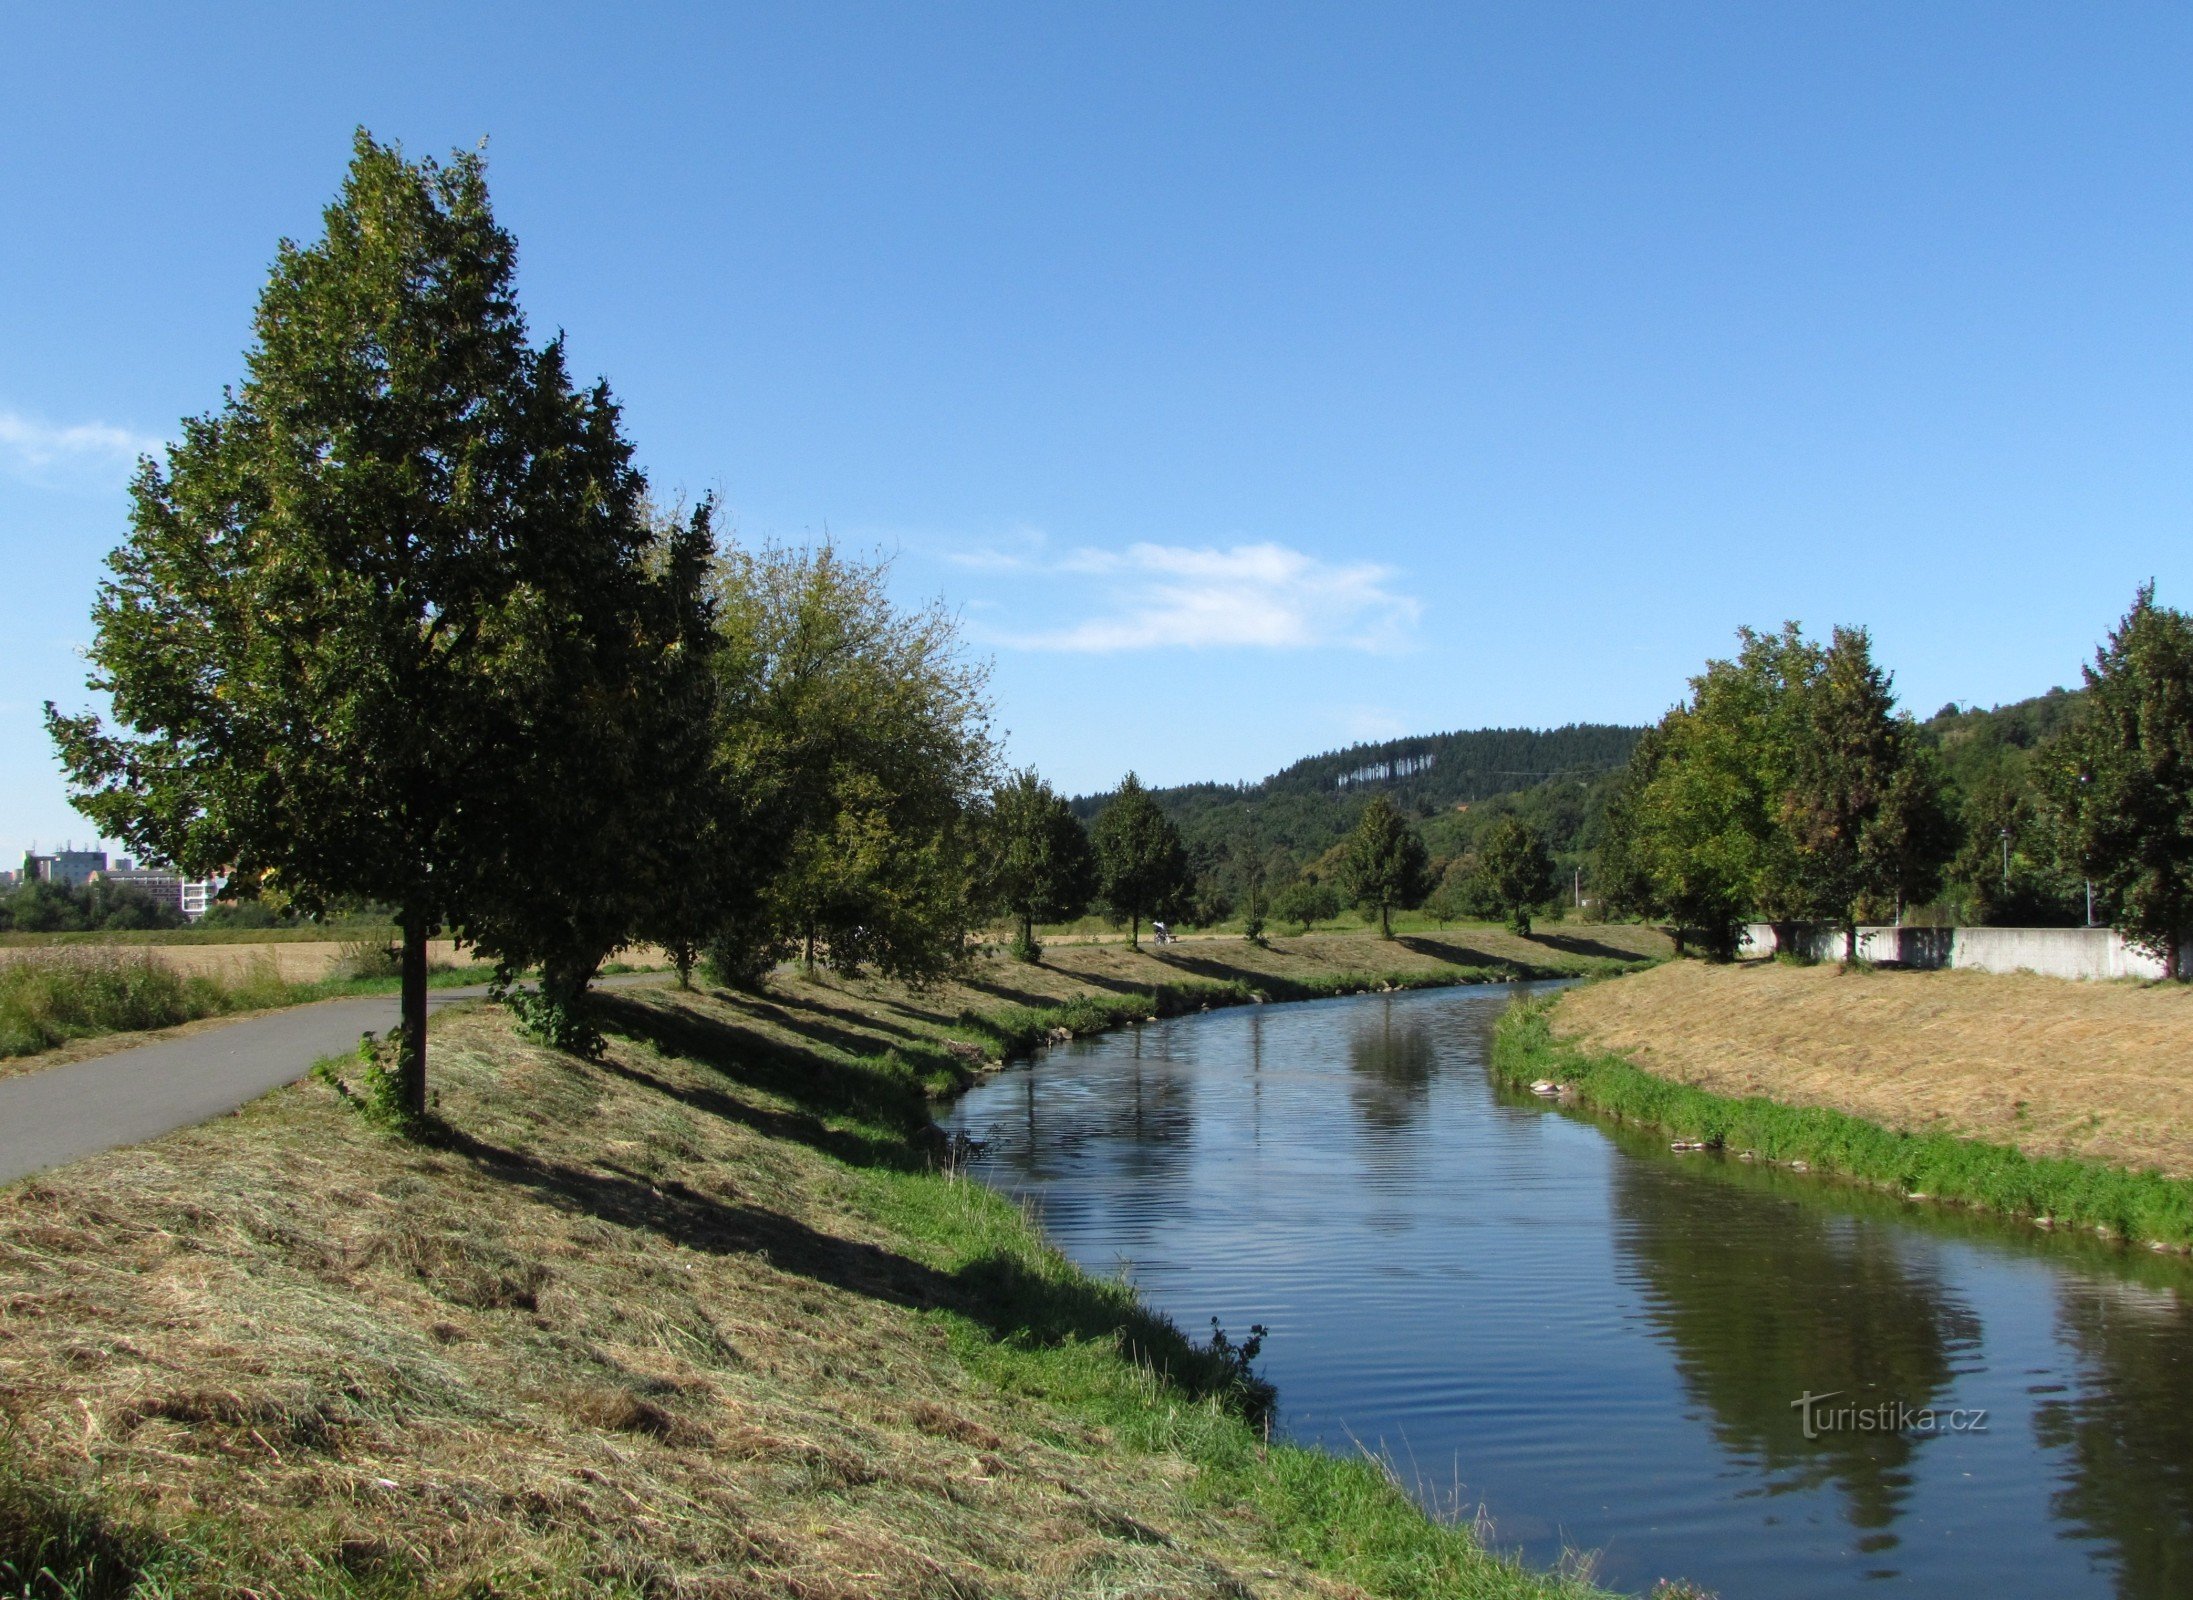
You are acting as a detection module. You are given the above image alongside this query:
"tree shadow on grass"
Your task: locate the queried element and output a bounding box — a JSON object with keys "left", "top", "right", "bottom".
{"left": 590, "top": 991, "right": 926, "bottom": 1132}
{"left": 1528, "top": 930, "right": 1658, "bottom": 964}
{"left": 440, "top": 1122, "right": 954, "bottom": 1309}
{"left": 434, "top": 1121, "right": 1258, "bottom": 1415}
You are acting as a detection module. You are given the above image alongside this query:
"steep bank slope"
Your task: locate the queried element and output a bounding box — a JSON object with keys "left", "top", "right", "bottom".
{"left": 0, "top": 936, "right": 1652, "bottom": 1599}
{"left": 1553, "top": 959, "right": 2193, "bottom": 1179}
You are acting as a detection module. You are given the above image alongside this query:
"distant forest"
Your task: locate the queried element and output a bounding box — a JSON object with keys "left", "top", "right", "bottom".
{"left": 1073, "top": 692, "right": 2090, "bottom": 926}
{"left": 1070, "top": 725, "right": 1648, "bottom": 906}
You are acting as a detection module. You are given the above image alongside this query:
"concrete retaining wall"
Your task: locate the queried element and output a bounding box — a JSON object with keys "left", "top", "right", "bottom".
{"left": 1738, "top": 923, "right": 2182, "bottom": 981}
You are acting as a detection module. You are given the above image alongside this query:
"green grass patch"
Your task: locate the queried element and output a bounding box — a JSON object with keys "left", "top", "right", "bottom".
{"left": 1494, "top": 996, "right": 2193, "bottom": 1248}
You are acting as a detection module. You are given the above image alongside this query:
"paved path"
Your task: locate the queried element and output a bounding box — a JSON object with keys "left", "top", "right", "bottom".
{"left": 0, "top": 975, "right": 668, "bottom": 1187}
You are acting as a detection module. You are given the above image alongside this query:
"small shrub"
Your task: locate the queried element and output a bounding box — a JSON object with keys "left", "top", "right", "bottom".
{"left": 331, "top": 940, "right": 401, "bottom": 982}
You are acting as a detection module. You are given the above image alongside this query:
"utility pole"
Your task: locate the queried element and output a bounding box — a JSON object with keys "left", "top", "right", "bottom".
{"left": 2086, "top": 878, "right": 2095, "bottom": 928}
{"left": 1573, "top": 865, "right": 1582, "bottom": 909}
{"left": 2000, "top": 825, "right": 2011, "bottom": 889}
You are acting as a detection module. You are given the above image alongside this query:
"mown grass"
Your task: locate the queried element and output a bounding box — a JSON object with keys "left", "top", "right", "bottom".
{"left": 0, "top": 949, "right": 479, "bottom": 1062}
{"left": 0, "top": 944, "right": 1677, "bottom": 1598}
{"left": 1495, "top": 995, "right": 2193, "bottom": 1248}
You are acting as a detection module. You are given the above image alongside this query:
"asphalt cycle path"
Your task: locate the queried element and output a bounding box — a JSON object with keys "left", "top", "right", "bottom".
{"left": 0, "top": 973, "right": 669, "bottom": 1187}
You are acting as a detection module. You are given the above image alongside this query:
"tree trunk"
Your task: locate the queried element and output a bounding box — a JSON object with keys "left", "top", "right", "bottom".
{"left": 398, "top": 917, "right": 430, "bottom": 1118}
{"left": 1845, "top": 912, "right": 1860, "bottom": 966}
{"left": 804, "top": 923, "right": 817, "bottom": 972}
{"left": 1379, "top": 902, "right": 1392, "bottom": 939}
{"left": 1019, "top": 913, "right": 1035, "bottom": 955}
{"left": 1129, "top": 913, "right": 1139, "bottom": 949}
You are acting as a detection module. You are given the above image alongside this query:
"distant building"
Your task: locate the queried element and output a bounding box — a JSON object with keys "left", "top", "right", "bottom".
{"left": 92, "top": 865, "right": 226, "bottom": 921}
{"left": 22, "top": 848, "right": 107, "bottom": 887}
{"left": 100, "top": 866, "right": 186, "bottom": 917}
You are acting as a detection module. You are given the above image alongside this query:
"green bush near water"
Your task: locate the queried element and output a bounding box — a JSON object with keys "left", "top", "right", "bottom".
{"left": 1493, "top": 997, "right": 2193, "bottom": 1247}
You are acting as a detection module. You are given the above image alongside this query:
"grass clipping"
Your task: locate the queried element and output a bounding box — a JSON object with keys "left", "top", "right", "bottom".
{"left": 0, "top": 948, "right": 1635, "bottom": 1600}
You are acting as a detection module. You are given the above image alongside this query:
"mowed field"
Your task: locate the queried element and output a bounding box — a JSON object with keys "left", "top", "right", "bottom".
{"left": 1555, "top": 959, "right": 2193, "bottom": 1179}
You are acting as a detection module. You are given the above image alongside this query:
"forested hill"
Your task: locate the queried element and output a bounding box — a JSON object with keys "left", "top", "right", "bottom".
{"left": 1065, "top": 689, "right": 2094, "bottom": 894}
{"left": 1070, "top": 724, "right": 1646, "bottom": 864}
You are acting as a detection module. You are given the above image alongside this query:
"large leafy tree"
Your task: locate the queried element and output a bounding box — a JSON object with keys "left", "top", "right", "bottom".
{"left": 1598, "top": 624, "right": 1953, "bottom": 958}
{"left": 1598, "top": 631, "right": 1807, "bottom": 957}
{"left": 2043, "top": 585, "right": 2193, "bottom": 977}
{"left": 1779, "top": 627, "right": 1956, "bottom": 952}
{"left": 1093, "top": 772, "right": 1191, "bottom": 948}
{"left": 1338, "top": 794, "right": 1428, "bottom": 938}
{"left": 44, "top": 133, "right": 705, "bottom": 1113}
{"left": 987, "top": 767, "right": 1096, "bottom": 961}
{"left": 708, "top": 545, "right": 995, "bottom": 982}
{"left": 1472, "top": 815, "right": 1556, "bottom": 936}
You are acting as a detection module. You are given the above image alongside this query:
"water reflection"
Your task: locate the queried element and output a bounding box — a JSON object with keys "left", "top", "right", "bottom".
{"left": 1346, "top": 1006, "right": 1436, "bottom": 1135}
{"left": 1612, "top": 1159, "right": 1982, "bottom": 1557}
{"left": 2039, "top": 1273, "right": 2193, "bottom": 1598}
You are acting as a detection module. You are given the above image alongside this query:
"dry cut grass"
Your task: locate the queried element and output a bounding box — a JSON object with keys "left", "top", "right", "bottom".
{"left": 0, "top": 935, "right": 1647, "bottom": 1599}
{"left": 1555, "top": 958, "right": 2193, "bottom": 1179}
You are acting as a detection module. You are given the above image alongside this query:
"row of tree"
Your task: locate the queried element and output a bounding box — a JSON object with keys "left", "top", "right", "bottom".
{"left": 0, "top": 877, "right": 188, "bottom": 933}
{"left": 41, "top": 135, "right": 1166, "bottom": 1115}
{"left": 1595, "top": 592, "right": 2193, "bottom": 974}
{"left": 53, "top": 134, "right": 1419, "bottom": 1116}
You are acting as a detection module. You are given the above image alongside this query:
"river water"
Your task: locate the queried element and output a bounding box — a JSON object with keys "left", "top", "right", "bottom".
{"left": 941, "top": 981, "right": 2193, "bottom": 1599}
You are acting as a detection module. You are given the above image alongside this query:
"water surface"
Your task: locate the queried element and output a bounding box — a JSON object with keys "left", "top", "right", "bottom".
{"left": 944, "top": 982, "right": 2193, "bottom": 1598}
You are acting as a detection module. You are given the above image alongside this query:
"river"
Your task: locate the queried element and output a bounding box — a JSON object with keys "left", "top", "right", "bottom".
{"left": 941, "top": 981, "right": 2193, "bottom": 1599}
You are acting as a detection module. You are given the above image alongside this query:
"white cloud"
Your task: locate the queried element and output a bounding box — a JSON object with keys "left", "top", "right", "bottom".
{"left": 984, "top": 540, "right": 1420, "bottom": 654}
{"left": 0, "top": 410, "right": 163, "bottom": 479}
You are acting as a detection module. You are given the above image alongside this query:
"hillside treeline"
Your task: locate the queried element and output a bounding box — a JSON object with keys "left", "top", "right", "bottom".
{"left": 1070, "top": 726, "right": 1642, "bottom": 929}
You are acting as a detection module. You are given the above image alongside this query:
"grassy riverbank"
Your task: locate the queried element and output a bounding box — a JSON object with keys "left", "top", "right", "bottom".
{"left": 1, "top": 934, "right": 1675, "bottom": 1599}
{"left": 0, "top": 923, "right": 1664, "bottom": 1076}
{"left": 1494, "top": 974, "right": 2193, "bottom": 1250}
{"left": 1555, "top": 958, "right": 2193, "bottom": 1177}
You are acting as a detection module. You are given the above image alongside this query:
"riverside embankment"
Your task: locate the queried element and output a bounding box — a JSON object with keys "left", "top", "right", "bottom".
{"left": 1495, "top": 958, "right": 2193, "bottom": 1244}
{"left": 0, "top": 929, "right": 1661, "bottom": 1600}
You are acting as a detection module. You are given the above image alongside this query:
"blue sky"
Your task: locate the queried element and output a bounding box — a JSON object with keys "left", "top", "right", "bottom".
{"left": 6, "top": 4, "right": 2192, "bottom": 861}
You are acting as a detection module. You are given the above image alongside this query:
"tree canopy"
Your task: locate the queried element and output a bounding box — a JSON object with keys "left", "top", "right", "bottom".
{"left": 2043, "top": 586, "right": 2193, "bottom": 975}
{"left": 1472, "top": 815, "right": 1556, "bottom": 936}
{"left": 987, "top": 768, "right": 1096, "bottom": 960}
{"left": 45, "top": 132, "right": 714, "bottom": 1106}
{"left": 1594, "top": 624, "right": 1954, "bottom": 956}
{"left": 1093, "top": 772, "right": 1191, "bottom": 948}
{"left": 706, "top": 545, "right": 995, "bottom": 983}
{"left": 1337, "top": 794, "right": 1428, "bottom": 938}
